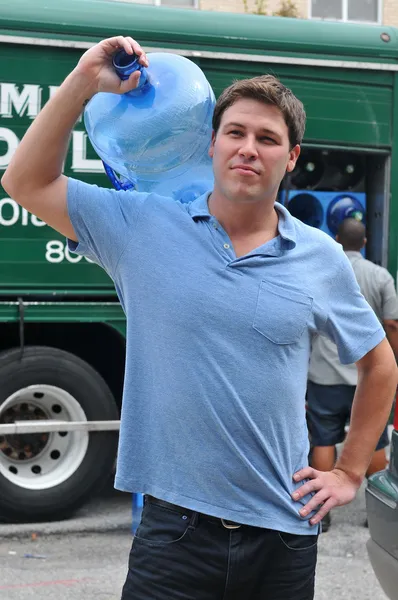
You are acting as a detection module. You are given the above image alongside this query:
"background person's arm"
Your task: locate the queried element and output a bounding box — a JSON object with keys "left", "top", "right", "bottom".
{"left": 1, "top": 36, "right": 147, "bottom": 241}
{"left": 384, "top": 319, "right": 398, "bottom": 359}
{"left": 379, "top": 270, "right": 398, "bottom": 359}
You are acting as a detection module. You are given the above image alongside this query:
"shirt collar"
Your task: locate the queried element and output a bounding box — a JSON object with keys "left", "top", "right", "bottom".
{"left": 187, "top": 193, "right": 297, "bottom": 250}
{"left": 345, "top": 250, "right": 364, "bottom": 260}
{"left": 187, "top": 191, "right": 212, "bottom": 219}
{"left": 274, "top": 202, "right": 297, "bottom": 248}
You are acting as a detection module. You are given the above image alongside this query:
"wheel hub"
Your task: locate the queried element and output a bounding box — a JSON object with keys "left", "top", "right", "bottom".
{"left": 0, "top": 402, "right": 49, "bottom": 460}
{"left": 0, "top": 385, "right": 89, "bottom": 490}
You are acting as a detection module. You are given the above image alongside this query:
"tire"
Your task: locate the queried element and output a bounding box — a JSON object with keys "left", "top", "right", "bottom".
{"left": 0, "top": 346, "right": 119, "bottom": 523}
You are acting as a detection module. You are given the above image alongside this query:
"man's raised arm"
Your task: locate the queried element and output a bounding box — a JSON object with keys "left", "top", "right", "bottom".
{"left": 1, "top": 36, "right": 148, "bottom": 241}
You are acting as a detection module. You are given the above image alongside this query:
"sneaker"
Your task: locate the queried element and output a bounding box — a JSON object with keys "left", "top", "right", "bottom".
{"left": 321, "top": 512, "right": 331, "bottom": 533}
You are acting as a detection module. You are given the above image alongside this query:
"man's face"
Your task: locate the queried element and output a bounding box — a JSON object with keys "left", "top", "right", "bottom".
{"left": 209, "top": 98, "right": 300, "bottom": 204}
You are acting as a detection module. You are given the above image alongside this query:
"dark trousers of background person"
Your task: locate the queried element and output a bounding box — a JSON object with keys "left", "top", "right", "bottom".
{"left": 306, "top": 381, "right": 389, "bottom": 476}
{"left": 121, "top": 496, "right": 318, "bottom": 600}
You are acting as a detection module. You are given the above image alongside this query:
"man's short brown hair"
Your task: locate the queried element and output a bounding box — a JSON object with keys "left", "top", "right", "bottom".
{"left": 212, "top": 74, "right": 306, "bottom": 148}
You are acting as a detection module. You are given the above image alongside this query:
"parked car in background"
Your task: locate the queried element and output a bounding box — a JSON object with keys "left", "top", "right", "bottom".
{"left": 366, "top": 398, "right": 398, "bottom": 600}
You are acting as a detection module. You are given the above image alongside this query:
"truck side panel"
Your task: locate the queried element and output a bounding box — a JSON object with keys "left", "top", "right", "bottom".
{"left": 0, "top": 43, "right": 113, "bottom": 291}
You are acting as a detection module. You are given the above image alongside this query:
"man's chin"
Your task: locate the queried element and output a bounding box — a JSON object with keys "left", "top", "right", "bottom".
{"left": 231, "top": 184, "right": 263, "bottom": 202}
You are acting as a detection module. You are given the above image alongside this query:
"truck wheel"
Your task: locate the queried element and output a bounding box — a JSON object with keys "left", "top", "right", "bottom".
{"left": 0, "top": 346, "right": 119, "bottom": 522}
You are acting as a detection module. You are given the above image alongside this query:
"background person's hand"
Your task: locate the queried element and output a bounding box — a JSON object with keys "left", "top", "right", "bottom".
{"left": 75, "top": 36, "right": 149, "bottom": 96}
{"left": 291, "top": 467, "right": 361, "bottom": 526}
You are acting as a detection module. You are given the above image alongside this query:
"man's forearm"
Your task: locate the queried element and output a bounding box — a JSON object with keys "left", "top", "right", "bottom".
{"left": 335, "top": 361, "right": 396, "bottom": 484}
{"left": 2, "top": 69, "right": 95, "bottom": 206}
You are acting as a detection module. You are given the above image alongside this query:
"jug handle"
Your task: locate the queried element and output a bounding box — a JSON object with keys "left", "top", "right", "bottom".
{"left": 103, "top": 162, "right": 136, "bottom": 191}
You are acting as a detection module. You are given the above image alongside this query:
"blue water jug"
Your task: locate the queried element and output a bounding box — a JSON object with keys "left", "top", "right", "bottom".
{"left": 326, "top": 194, "right": 366, "bottom": 235}
{"left": 84, "top": 50, "right": 215, "bottom": 202}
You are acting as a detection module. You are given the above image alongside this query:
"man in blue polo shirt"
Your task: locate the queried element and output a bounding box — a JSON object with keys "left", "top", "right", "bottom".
{"left": 2, "top": 36, "right": 397, "bottom": 600}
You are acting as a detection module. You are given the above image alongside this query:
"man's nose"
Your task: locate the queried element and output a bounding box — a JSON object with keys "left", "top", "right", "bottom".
{"left": 238, "top": 137, "right": 258, "bottom": 159}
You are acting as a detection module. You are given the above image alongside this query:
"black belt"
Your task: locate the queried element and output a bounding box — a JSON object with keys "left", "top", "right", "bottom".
{"left": 145, "top": 495, "right": 243, "bottom": 530}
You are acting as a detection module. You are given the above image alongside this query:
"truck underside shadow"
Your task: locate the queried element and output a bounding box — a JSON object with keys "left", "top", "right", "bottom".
{"left": 0, "top": 321, "right": 126, "bottom": 411}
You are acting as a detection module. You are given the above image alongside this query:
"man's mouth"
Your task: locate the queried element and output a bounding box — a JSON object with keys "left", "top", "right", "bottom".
{"left": 232, "top": 165, "right": 259, "bottom": 175}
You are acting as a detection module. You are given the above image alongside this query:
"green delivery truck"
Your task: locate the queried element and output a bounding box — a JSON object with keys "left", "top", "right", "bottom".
{"left": 0, "top": 0, "right": 398, "bottom": 522}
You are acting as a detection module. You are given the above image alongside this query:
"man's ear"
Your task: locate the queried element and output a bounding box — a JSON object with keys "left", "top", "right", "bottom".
{"left": 286, "top": 144, "right": 301, "bottom": 173}
{"left": 208, "top": 130, "right": 216, "bottom": 159}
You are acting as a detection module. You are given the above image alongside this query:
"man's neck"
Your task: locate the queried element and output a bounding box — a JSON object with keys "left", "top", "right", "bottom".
{"left": 208, "top": 191, "right": 279, "bottom": 239}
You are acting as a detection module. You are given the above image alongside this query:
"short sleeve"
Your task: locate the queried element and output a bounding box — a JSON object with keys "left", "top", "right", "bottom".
{"left": 319, "top": 254, "right": 385, "bottom": 364}
{"left": 380, "top": 272, "right": 398, "bottom": 320}
{"left": 66, "top": 178, "right": 148, "bottom": 276}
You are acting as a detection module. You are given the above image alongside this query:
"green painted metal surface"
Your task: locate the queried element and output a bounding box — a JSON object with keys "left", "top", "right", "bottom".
{"left": 204, "top": 61, "right": 394, "bottom": 148}
{"left": 368, "top": 471, "right": 398, "bottom": 504}
{"left": 388, "top": 73, "right": 398, "bottom": 280}
{"left": 0, "top": 43, "right": 113, "bottom": 291}
{"left": 368, "top": 430, "right": 398, "bottom": 503}
{"left": 1, "top": 0, "right": 398, "bottom": 62}
{"left": 0, "top": 300, "right": 125, "bottom": 323}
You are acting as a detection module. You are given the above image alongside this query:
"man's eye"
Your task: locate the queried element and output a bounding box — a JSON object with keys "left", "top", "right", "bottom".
{"left": 229, "top": 130, "right": 242, "bottom": 136}
{"left": 260, "top": 137, "right": 276, "bottom": 143}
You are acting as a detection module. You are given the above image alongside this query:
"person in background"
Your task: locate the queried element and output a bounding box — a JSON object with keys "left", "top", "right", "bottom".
{"left": 307, "top": 217, "right": 398, "bottom": 532}
{"left": 2, "top": 36, "right": 397, "bottom": 600}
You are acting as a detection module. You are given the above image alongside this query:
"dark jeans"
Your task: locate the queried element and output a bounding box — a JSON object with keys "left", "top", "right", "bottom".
{"left": 121, "top": 496, "right": 318, "bottom": 600}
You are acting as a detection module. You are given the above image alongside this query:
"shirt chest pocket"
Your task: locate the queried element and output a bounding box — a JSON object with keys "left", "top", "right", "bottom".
{"left": 253, "top": 280, "right": 313, "bottom": 345}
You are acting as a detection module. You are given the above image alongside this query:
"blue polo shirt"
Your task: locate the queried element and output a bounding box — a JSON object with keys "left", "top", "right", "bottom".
{"left": 67, "top": 178, "right": 384, "bottom": 535}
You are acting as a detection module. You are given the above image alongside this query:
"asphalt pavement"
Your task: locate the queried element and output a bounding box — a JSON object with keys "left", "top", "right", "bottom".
{"left": 0, "top": 478, "right": 389, "bottom": 600}
{"left": 0, "top": 478, "right": 132, "bottom": 539}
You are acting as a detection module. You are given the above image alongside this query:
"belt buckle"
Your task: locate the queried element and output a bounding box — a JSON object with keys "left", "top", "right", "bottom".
{"left": 221, "top": 518, "right": 241, "bottom": 530}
